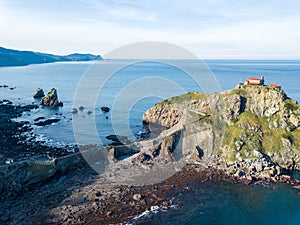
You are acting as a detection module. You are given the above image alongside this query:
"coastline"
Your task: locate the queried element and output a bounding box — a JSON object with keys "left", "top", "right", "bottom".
{"left": 1, "top": 86, "right": 300, "bottom": 224}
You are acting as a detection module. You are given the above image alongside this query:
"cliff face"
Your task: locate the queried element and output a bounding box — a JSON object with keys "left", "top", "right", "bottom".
{"left": 142, "top": 84, "right": 300, "bottom": 171}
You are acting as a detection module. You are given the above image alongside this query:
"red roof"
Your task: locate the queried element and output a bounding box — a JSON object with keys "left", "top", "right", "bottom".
{"left": 269, "top": 84, "right": 281, "bottom": 88}
{"left": 247, "top": 78, "right": 262, "bottom": 81}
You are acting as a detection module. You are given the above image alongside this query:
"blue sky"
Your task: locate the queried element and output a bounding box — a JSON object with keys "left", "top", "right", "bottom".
{"left": 0, "top": 0, "right": 300, "bottom": 59}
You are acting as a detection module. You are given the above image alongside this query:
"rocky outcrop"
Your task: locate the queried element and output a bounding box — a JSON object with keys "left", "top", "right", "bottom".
{"left": 142, "top": 84, "right": 300, "bottom": 175}
{"left": 0, "top": 152, "right": 87, "bottom": 200}
{"left": 40, "top": 88, "right": 63, "bottom": 107}
{"left": 33, "top": 87, "right": 45, "bottom": 98}
{"left": 106, "top": 135, "right": 131, "bottom": 145}
{"left": 34, "top": 118, "right": 60, "bottom": 126}
{"left": 101, "top": 106, "right": 110, "bottom": 113}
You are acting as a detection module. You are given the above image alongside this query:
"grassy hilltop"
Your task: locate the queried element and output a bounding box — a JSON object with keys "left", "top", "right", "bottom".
{"left": 143, "top": 84, "right": 300, "bottom": 171}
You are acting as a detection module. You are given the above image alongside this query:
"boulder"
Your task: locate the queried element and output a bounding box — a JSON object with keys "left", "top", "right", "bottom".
{"left": 34, "top": 117, "right": 45, "bottom": 122}
{"left": 106, "top": 135, "right": 131, "bottom": 145}
{"left": 34, "top": 118, "right": 60, "bottom": 126}
{"left": 133, "top": 194, "right": 142, "bottom": 201}
{"left": 33, "top": 87, "right": 45, "bottom": 98}
{"left": 72, "top": 108, "right": 78, "bottom": 114}
{"left": 289, "top": 114, "right": 299, "bottom": 127}
{"left": 191, "top": 147, "right": 202, "bottom": 162}
{"left": 160, "top": 135, "right": 175, "bottom": 161}
{"left": 110, "top": 145, "right": 139, "bottom": 160}
{"left": 101, "top": 106, "right": 110, "bottom": 113}
{"left": 40, "top": 88, "right": 63, "bottom": 107}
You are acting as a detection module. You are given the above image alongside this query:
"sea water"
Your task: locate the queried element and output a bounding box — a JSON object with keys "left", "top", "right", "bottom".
{"left": 1, "top": 60, "right": 300, "bottom": 145}
{"left": 131, "top": 180, "right": 300, "bottom": 225}
{"left": 0, "top": 60, "right": 300, "bottom": 224}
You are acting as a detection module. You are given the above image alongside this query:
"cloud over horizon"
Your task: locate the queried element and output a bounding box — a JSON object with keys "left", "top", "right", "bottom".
{"left": 0, "top": 0, "right": 299, "bottom": 59}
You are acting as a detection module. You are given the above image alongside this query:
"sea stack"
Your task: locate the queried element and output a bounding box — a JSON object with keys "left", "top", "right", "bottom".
{"left": 101, "top": 106, "right": 110, "bottom": 113}
{"left": 40, "top": 88, "right": 63, "bottom": 107}
{"left": 33, "top": 87, "right": 45, "bottom": 98}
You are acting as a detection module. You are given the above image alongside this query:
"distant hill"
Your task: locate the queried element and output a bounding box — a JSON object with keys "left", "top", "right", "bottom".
{"left": 0, "top": 46, "right": 102, "bottom": 67}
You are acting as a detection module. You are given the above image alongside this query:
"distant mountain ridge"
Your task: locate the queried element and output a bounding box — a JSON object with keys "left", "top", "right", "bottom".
{"left": 0, "top": 46, "right": 102, "bottom": 67}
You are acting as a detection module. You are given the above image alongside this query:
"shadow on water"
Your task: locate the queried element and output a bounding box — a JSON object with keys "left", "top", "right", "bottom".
{"left": 134, "top": 179, "right": 300, "bottom": 225}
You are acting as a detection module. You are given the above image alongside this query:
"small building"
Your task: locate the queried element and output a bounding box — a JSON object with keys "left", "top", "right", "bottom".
{"left": 244, "top": 76, "right": 264, "bottom": 85}
{"left": 269, "top": 83, "right": 281, "bottom": 89}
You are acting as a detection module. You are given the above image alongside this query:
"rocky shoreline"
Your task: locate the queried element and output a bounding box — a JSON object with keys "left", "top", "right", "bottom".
{"left": 0, "top": 100, "right": 74, "bottom": 162}
{"left": 1, "top": 159, "right": 299, "bottom": 225}
{"left": 1, "top": 83, "right": 300, "bottom": 224}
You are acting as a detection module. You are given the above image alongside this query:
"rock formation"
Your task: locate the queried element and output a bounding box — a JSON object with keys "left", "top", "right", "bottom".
{"left": 142, "top": 84, "right": 300, "bottom": 176}
{"left": 33, "top": 87, "right": 45, "bottom": 98}
{"left": 40, "top": 88, "right": 63, "bottom": 107}
{"left": 101, "top": 106, "right": 110, "bottom": 113}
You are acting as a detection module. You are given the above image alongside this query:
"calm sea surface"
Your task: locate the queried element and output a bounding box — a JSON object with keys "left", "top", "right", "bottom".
{"left": 132, "top": 180, "right": 300, "bottom": 225}
{"left": 1, "top": 60, "right": 300, "bottom": 145}
{"left": 0, "top": 60, "right": 300, "bottom": 224}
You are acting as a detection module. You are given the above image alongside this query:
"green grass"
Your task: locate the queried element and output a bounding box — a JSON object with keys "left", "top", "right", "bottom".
{"left": 154, "top": 92, "right": 207, "bottom": 108}
{"left": 238, "top": 111, "right": 260, "bottom": 127}
{"left": 221, "top": 110, "right": 300, "bottom": 159}
{"left": 187, "top": 92, "right": 207, "bottom": 100}
{"left": 227, "top": 89, "right": 247, "bottom": 96}
{"left": 160, "top": 92, "right": 207, "bottom": 105}
{"left": 290, "top": 129, "right": 300, "bottom": 153}
{"left": 262, "top": 128, "right": 286, "bottom": 154}
{"left": 222, "top": 124, "right": 243, "bottom": 148}
{"left": 155, "top": 99, "right": 171, "bottom": 106}
{"left": 284, "top": 99, "right": 299, "bottom": 111}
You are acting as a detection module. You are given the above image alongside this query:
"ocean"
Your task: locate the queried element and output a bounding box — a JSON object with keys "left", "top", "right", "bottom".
{"left": 131, "top": 179, "right": 300, "bottom": 225}
{"left": 0, "top": 60, "right": 300, "bottom": 224}
{"left": 1, "top": 60, "right": 300, "bottom": 146}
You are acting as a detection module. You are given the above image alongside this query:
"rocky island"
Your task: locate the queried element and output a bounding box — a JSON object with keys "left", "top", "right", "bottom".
{"left": 142, "top": 83, "right": 300, "bottom": 181}
{"left": 0, "top": 83, "right": 300, "bottom": 224}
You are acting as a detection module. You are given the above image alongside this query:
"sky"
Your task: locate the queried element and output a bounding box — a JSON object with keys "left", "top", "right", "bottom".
{"left": 0, "top": 0, "right": 300, "bottom": 59}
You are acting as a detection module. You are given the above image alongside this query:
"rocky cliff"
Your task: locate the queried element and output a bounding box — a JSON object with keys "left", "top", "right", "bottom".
{"left": 142, "top": 84, "right": 300, "bottom": 178}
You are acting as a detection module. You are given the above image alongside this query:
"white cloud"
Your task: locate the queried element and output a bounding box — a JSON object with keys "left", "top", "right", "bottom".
{"left": 109, "top": 8, "right": 156, "bottom": 22}
{"left": 0, "top": 0, "right": 300, "bottom": 59}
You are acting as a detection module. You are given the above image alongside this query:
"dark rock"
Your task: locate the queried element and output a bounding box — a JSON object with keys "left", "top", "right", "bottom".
{"left": 106, "top": 135, "right": 131, "bottom": 145}
{"left": 79, "top": 106, "right": 85, "bottom": 111}
{"left": 72, "top": 108, "right": 78, "bottom": 114}
{"left": 40, "top": 88, "right": 63, "bottom": 107}
{"left": 106, "top": 211, "right": 113, "bottom": 216}
{"left": 241, "top": 177, "right": 254, "bottom": 185}
{"left": 0, "top": 153, "right": 5, "bottom": 164}
{"left": 111, "top": 145, "right": 140, "bottom": 160}
{"left": 33, "top": 88, "right": 45, "bottom": 98}
{"left": 34, "top": 117, "right": 45, "bottom": 122}
{"left": 101, "top": 106, "right": 110, "bottom": 113}
{"left": 136, "top": 128, "right": 150, "bottom": 139}
{"left": 34, "top": 118, "right": 60, "bottom": 126}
